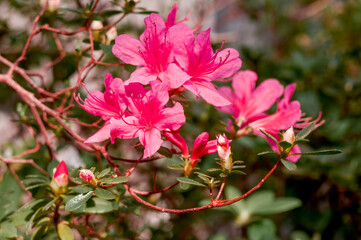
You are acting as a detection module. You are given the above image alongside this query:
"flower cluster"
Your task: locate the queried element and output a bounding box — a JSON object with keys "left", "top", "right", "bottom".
{"left": 77, "top": 4, "right": 323, "bottom": 173}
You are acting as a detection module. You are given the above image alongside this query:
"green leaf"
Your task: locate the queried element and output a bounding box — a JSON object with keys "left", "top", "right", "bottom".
{"left": 99, "top": 43, "right": 112, "bottom": 54}
{"left": 65, "top": 191, "right": 94, "bottom": 211}
{"left": 100, "top": 176, "right": 129, "bottom": 184}
{"left": 84, "top": 197, "right": 117, "bottom": 214}
{"left": 246, "top": 191, "right": 275, "bottom": 213}
{"left": 259, "top": 129, "right": 278, "bottom": 143}
{"left": 290, "top": 149, "right": 342, "bottom": 155}
{"left": 258, "top": 151, "right": 279, "bottom": 156}
{"left": 252, "top": 197, "right": 302, "bottom": 215}
{"left": 25, "top": 207, "right": 42, "bottom": 234}
{"left": 43, "top": 198, "right": 57, "bottom": 211}
{"left": 57, "top": 222, "right": 74, "bottom": 240}
{"left": 71, "top": 177, "right": 83, "bottom": 184}
{"left": 101, "top": 10, "right": 123, "bottom": 17}
{"left": 168, "top": 164, "right": 184, "bottom": 170}
{"left": 278, "top": 141, "right": 293, "bottom": 150}
{"left": 177, "top": 177, "right": 205, "bottom": 187}
{"left": 207, "top": 168, "right": 222, "bottom": 172}
{"left": 296, "top": 122, "right": 315, "bottom": 139}
{"left": 71, "top": 185, "right": 93, "bottom": 194}
{"left": 231, "top": 170, "right": 246, "bottom": 175}
{"left": 97, "top": 168, "right": 111, "bottom": 179}
{"left": 30, "top": 225, "right": 47, "bottom": 240}
{"left": 25, "top": 183, "right": 46, "bottom": 190}
{"left": 281, "top": 159, "right": 297, "bottom": 171}
{"left": 293, "top": 139, "right": 309, "bottom": 144}
{"left": 95, "top": 188, "right": 115, "bottom": 200}
{"left": 157, "top": 146, "right": 173, "bottom": 158}
{"left": 0, "top": 221, "right": 17, "bottom": 238}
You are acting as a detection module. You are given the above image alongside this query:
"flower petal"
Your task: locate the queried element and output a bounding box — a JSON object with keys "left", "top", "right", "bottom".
{"left": 138, "top": 128, "right": 163, "bottom": 158}
{"left": 155, "top": 102, "right": 185, "bottom": 131}
{"left": 113, "top": 35, "right": 146, "bottom": 66}
{"left": 158, "top": 63, "right": 190, "bottom": 89}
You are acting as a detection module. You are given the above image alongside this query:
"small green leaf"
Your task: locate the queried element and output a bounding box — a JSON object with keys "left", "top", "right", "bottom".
{"left": 100, "top": 176, "right": 129, "bottom": 185}
{"left": 71, "top": 177, "right": 83, "bottom": 184}
{"left": 258, "top": 151, "right": 279, "bottom": 156}
{"left": 99, "top": 43, "right": 112, "bottom": 54}
{"left": 219, "top": 173, "right": 228, "bottom": 178}
{"left": 71, "top": 185, "right": 93, "bottom": 194}
{"left": 281, "top": 159, "right": 297, "bottom": 171}
{"left": 84, "top": 197, "right": 117, "bottom": 214}
{"left": 101, "top": 10, "right": 123, "bottom": 17}
{"left": 25, "top": 207, "right": 42, "bottom": 234}
{"left": 97, "top": 168, "right": 111, "bottom": 179}
{"left": 279, "top": 141, "right": 293, "bottom": 150}
{"left": 177, "top": 177, "right": 205, "bottom": 187}
{"left": 65, "top": 191, "right": 94, "bottom": 212}
{"left": 168, "top": 164, "right": 184, "bottom": 170}
{"left": 296, "top": 122, "right": 315, "bottom": 139}
{"left": 95, "top": 188, "right": 115, "bottom": 200}
{"left": 231, "top": 170, "right": 246, "bottom": 175}
{"left": 57, "top": 222, "right": 74, "bottom": 240}
{"left": 232, "top": 160, "right": 244, "bottom": 165}
{"left": 232, "top": 165, "right": 246, "bottom": 169}
{"left": 259, "top": 129, "right": 278, "bottom": 143}
{"left": 157, "top": 146, "right": 173, "bottom": 158}
{"left": 43, "top": 198, "right": 57, "bottom": 211}
{"left": 30, "top": 225, "right": 47, "bottom": 240}
{"left": 207, "top": 168, "right": 222, "bottom": 172}
{"left": 252, "top": 197, "right": 302, "bottom": 215}
{"left": 25, "top": 183, "right": 46, "bottom": 190}
{"left": 293, "top": 139, "right": 309, "bottom": 144}
{"left": 290, "top": 149, "right": 342, "bottom": 155}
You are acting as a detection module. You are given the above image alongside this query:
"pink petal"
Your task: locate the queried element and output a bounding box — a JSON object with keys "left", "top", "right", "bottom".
{"left": 85, "top": 122, "right": 114, "bottom": 143}
{"left": 155, "top": 102, "right": 185, "bottom": 131}
{"left": 166, "top": 3, "right": 178, "bottom": 27}
{"left": 217, "top": 86, "right": 239, "bottom": 115}
{"left": 232, "top": 70, "right": 258, "bottom": 103}
{"left": 193, "top": 80, "right": 231, "bottom": 106}
{"left": 110, "top": 117, "right": 141, "bottom": 140}
{"left": 163, "top": 131, "right": 189, "bottom": 156}
{"left": 126, "top": 67, "right": 158, "bottom": 85}
{"left": 113, "top": 35, "right": 146, "bottom": 66}
{"left": 158, "top": 63, "right": 190, "bottom": 89}
{"left": 193, "top": 29, "right": 213, "bottom": 65}
{"left": 138, "top": 128, "right": 163, "bottom": 158}
{"left": 203, "top": 140, "right": 218, "bottom": 156}
{"left": 141, "top": 13, "right": 166, "bottom": 41}
{"left": 149, "top": 81, "right": 170, "bottom": 107}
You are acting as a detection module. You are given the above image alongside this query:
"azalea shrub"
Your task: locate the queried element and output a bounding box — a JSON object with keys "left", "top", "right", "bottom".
{"left": 0, "top": 1, "right": 344, "bottom": 239}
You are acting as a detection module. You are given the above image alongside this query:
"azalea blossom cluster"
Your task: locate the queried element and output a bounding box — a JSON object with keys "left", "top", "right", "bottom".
{"left": 77, "top": 4, "right": 323, "bottom": 175}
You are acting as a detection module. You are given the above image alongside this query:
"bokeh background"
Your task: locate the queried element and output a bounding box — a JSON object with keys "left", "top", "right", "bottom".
{"left": 0, "top": 0, "right": 360, "bottom": 239}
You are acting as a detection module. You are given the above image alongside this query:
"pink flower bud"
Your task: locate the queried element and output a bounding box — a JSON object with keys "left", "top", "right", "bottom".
{"left": 283, "top": 127, "right": 295, "bottom": 144}
{"left": 40, "top": 0, "right": 60, "bottom": 12}
{"left": 217, "top": 134, "right": 232, "bottom": 171}
{"left": 91, "top": 20, "right": 103, "bottom": 31}
{"left": 53, "top": 161, "right": 68, "bottom": 188}
{"left": 106, "top": 27, "right": 117, "bottom": 43}
{"left": 79, "top": 169, "right": 95, "bottom": 182}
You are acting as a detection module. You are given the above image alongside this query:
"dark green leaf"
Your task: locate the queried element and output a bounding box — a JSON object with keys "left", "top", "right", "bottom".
{"left": 99, "top": 43, "right": 112, "bottom": 54}
{"left": 84, "top": 197, "right": 117, "bottom": 213}
{"left": 65, "top": 191, "right": 93, "bottom": 211}
{"left": 95, "top": 188, "right": 115, "bottom": 200}
{"left": 279, "top": 141, "right": 293, "bottom": 150}
{"left": 207, "top": 168, "right": 222, "bottom": 172}
{"left": 290, "top": 149, "right": 342, "bottom": 155}
{"left": 177, "top": 177, "right": 205, "bottom": 187}
{"left": 25, "top": 207, "right": 42, "bottom": 234}
{"left": 30, "top": 225, "right": 47, "bottom": 240}
{"left": 168, "top": 164, "right": 184, "bottom": 170}
{"left": 101, "top": 10, "right": 123, "bottom": 17}
{"left": 71, "top": 185, "right": 93, "bottom": 194}
{"left": 296, "top": 122, "right": 315, "bottom": 139}
{"left": 71, "top": 177, "right": 83, "bottom": 184}
{"left": 100, "top": 176, "right": 129, "bottom": 184}
{"left": 293, "top": 139, "right": 310, "bottom": 144}
{"left": 258, "top": 151, "right": 279, "bottom": 156}
{"left": 157, "top": 146, "right": 173, "bottom": 158}
{"left": 281, "top": 159, "right": 297, "bottom": 171}
{"left": 58, "top": 222, "right": 74, "bottom": 240}
{"left": 43, "top": 198, "right": 57, "bottom": 211}
{"left": 97, "top": 168, "right": 111, "bottom": 179}
{"left": 259, "top": 129, "right": 278, "bottom": 143}
{"left": 231, "top": 170, "right": 246, "bottom": 175}
{"left": 25, "top": 183, "right": 46, "bottom": 190}
{"left": 252, "top": 197, "right": 302, "bottom": 215}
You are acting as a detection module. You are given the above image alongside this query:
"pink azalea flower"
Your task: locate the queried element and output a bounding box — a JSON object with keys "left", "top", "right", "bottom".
{"left": 75, "top": 73, "right": 127, "bottom": 121}
{"left": 174, "top": 28, "right": 242, "bottom": 106}
{"left": 112, "top": 13, "right": 193, "bottom": 89}
{"left": 85, "top": 82, "right": 186, "bottom": 158}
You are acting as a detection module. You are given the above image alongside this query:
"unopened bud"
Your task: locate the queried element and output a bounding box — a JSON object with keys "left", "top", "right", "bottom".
{"left": 51, "top": 161, "right": 68, "bottom": 194}
{"left": 91, "top": 20, "right": 103, "bottom": 31}
{"left": 283, "top": 127, "right": 295, "bottom": 144}
{"left": 79, "top": 169, "right": 97, "bottom": 185}
{"left": 106, "top": 27, "right": 117, "bottom": 44}
{"left": 217, "top": 134, "right": 232, "bottom": 171}
{"left": 39, "top": 0, "right": 60, "bottom": 12}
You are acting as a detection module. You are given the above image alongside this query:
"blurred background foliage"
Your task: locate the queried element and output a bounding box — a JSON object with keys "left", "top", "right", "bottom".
{"left": 0, "top": 0, "right": 360, "bottom": 239}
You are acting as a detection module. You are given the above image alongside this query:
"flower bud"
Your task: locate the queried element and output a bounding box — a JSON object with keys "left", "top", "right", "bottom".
{"left": 106, "top": 27, "right": 117, "bottom": 44}
{"left": 51, "top": 161, "right": 68, "bottom": 194}
{"left": 79, "top": 169, "right": 97, "bottom": 185}
{"left": 283, "top": 127, "right": 295, "bottom": 144}
{"left": 217, "top": 134, "right": 232, "bottom": 171}
{"left": 91, "top": 20, "right": 103, "bottom": 31}
{"left": 40, "top": 0, "right": 60, "bottom": 12}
